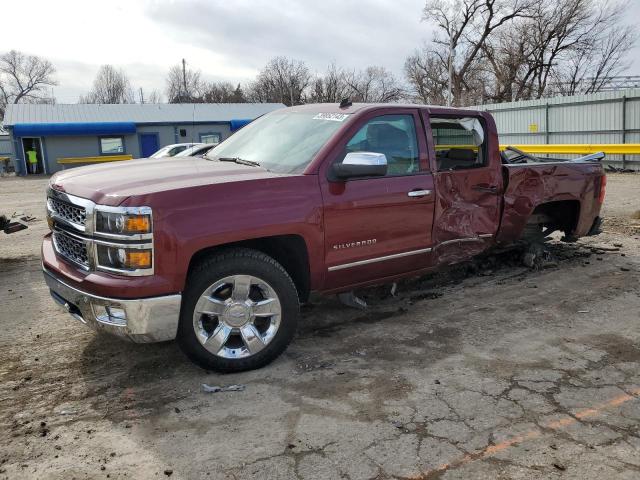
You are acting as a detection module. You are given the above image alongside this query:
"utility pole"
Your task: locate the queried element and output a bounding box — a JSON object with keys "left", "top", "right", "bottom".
{"left": 182, "top": 58, "right": 188, "bottom": 102}
{"left": 447, "top": 33, "right": 454, "bottom": 107}
{"left": 139, "top": 87, "right": 144, "bottom": 104}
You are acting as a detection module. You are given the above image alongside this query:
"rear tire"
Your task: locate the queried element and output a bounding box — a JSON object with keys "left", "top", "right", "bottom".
{"left": 177, "top": 248, "right": 300, "bottom": 373}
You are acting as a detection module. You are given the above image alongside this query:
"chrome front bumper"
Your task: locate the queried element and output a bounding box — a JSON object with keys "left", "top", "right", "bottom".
{"left": 43, "top": 268, "right": 181, "bottom": 343}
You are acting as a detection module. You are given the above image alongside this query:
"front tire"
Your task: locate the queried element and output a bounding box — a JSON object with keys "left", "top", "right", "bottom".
{"left": 177, "top": 248, "right": 300, "bottom": 373}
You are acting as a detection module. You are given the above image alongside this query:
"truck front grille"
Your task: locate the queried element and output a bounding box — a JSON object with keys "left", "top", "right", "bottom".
{"left": 49, "top": 197, "right": 87, "bottom": 228}
{"left": 52, "top": 231, "right": 89, "bottom": 269}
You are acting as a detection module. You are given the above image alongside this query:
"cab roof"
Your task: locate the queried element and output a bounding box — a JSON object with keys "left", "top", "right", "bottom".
{"left": 285, "top": 103, "right": 484, "bottom": 116}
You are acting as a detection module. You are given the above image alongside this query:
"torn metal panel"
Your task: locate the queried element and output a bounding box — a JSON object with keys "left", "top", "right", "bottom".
{"left": 497, "top": 162, "right": 604, "bottom": 243}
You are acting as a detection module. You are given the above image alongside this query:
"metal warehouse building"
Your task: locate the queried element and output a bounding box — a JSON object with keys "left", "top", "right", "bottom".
{"left": 475, "top": 88, "right": 640, "bottom": 169}
{"left": 2, "top": 102, "right": 284, "bottom": 175}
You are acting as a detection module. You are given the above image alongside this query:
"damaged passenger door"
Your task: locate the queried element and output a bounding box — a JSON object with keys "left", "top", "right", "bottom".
{"left": 423, "top": 112, "right": 502, "bottom": 265}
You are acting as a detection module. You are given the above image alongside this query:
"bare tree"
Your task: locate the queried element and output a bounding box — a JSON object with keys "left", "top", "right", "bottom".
{"left": 166, "top": 60, "right": 204, "bottom": 103}
{"left": 481, "top": 0, "right": 637, "bottom": 100}
{"left": 422, "top": 0, "right": 533, "bottom": 105}
{"left": 308, "top": 63, "right": 352, "bottom": 103}
{"left": 230, "top": 84, "right": 246, "bottom": 103}
{"left": 202, "top": 81, "right": 247, "bottom": 103}
{"left": 344, "top": 66, "right": 404, "bottom": 103}
{"left": 0, "top": 50, "right": 57, "bottom": 119}
{"left": 79, "top": 65, "right": 134, "bottom": 104}
{"left": 404, "top": 46, "right": 449, "bottom": 104}
{"left": 247, "top": 56, "right": 311, "bottom": 106}
{"left": 517, "top": 0, "right": 599, "bottom": 99}
{"left": 139, "top": 88, "right": 162, "bottom": 104}
{"left": 478, "top": 20, "right": 533, "bottom": 102}
{"left": 547, "top": 1, "right": 635, "bottom": 96}
{"left": 413, "top": 0, "right": 635, "bottom": 105}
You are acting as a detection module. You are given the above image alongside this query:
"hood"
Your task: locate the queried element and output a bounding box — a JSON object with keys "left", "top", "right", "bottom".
{"left": 50, "top": 156, "right": 284, "bottom": 205}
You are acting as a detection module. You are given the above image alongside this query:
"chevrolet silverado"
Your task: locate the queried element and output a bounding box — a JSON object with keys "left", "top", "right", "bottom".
{"left": 43, "top": 103, "right": 605, "bottom": 372}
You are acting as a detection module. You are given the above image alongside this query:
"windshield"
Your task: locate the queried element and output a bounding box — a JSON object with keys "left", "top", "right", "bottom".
{"left": 149, "top": 146, "right": 171, "bottom": 158}
{"left": 205, "top": 111, "right": 350, "bottom": 174}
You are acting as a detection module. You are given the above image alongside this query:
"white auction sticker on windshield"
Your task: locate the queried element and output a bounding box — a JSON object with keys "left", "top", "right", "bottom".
{"left": 313, "top": 113, "right": 349, "bottom": 122}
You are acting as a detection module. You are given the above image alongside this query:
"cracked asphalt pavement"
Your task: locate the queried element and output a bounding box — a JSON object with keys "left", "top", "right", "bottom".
{"left": 1, "top": 174, "right": 639, "bottom": 479}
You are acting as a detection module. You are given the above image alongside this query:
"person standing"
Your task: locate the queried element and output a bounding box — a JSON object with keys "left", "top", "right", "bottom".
{"left": 26, "top": 146, "right": 38, "bottom": 174}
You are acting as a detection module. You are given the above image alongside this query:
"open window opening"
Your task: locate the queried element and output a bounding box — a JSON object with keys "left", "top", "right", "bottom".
{"left": 431, "top": 117, "right": 486, "bottom": 171}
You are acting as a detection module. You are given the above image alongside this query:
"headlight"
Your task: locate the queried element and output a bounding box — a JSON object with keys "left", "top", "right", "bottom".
{"left": 95, "top": 208, "right": 152, "bottom": 236}
{"left": 96, "top": 244, "right": 153, "bottom": 272}
{"left": 94, "top": 206, "right": 154, "bottom": 275}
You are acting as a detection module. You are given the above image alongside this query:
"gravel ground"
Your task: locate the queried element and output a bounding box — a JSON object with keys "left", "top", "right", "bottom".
{"left": 0, "top": 173, "right": 639, "bottom": 480}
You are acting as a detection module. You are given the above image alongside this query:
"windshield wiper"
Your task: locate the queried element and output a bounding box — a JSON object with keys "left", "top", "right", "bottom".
{"left": 217, "top": 157, "right": 261, "bottom": 167}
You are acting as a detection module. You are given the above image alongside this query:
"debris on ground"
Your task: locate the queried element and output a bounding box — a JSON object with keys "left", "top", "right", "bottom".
{"left": 590, "top": 245, "right": 620, "bottom": 252}
{"left": 522, "top": 242, "right": 557, "bottom": 269}
{"left": 201, "top": 384, "right": 246, "bottom": 393}
{"left": 337, "top": 291, "right": 368, "bottom": 309}
{"left": 297, "top": 361, "right": 335, "bottom": 372}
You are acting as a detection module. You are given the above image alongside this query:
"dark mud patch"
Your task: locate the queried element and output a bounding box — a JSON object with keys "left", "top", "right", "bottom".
{"left": 77, "top": 336, "right": 199, "bottom": 422}
{"left": 299, "top": 309, "right": 399, "bottom": 338}
{"left": 582, "top": 334, "right": 640, "bottom": 363}
{"left": 281, "top": 368, "right": 416, "bottom": 423}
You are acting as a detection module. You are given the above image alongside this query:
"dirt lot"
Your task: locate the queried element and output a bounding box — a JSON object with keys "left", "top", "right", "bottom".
{"left": 1, "top": 174, "right": 639, "bottom": 479}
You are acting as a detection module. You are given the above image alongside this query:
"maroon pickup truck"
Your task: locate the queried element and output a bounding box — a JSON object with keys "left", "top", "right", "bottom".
{"left": 43, "top": 103, "right": 605, "bottom": 372}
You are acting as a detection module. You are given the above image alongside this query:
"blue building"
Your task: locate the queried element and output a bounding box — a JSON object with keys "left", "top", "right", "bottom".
{"left": 2, "top": 102, "right": 284, "bottom": 175}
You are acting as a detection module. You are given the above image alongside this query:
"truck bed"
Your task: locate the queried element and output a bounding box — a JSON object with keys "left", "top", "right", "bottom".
{"left": 497, "top": 159, "right": 605, "bottom": 243}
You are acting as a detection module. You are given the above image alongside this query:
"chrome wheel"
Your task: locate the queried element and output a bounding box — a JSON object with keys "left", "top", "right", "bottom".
{"left": 192, "top": 275, "right": 282, "bottom": 359}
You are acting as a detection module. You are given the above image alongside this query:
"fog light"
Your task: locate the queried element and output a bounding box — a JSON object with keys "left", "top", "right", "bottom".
{"left": 96, "top": 244, "right": 152, "bottom": 272}
{"left": 125, "top": 250, "right": 152, "bottom": 269}
{"left": 93, "top": 305, "right": 127, "bottom": 326}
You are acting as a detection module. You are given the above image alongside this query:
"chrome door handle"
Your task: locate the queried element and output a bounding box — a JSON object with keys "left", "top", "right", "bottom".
{"left": 407, "top": 189, "right": 432, "bottom": 198}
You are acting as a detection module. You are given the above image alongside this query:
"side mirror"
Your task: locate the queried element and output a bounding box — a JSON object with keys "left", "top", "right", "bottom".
{"left": 332, "top": 152, "right": 388, "bottom": 180}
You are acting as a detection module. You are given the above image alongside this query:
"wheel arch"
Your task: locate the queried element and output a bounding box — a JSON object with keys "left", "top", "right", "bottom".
{"left": 522, "top": 199, "right": 582, "bottom": 239}
{"left": 186, "top": 234, "right": 311, "bottom": 303}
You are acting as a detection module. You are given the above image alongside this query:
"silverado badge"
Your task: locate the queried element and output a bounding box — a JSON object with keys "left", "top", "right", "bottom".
{"left": 332, "top": 239, "right": 377, "bottom": 250}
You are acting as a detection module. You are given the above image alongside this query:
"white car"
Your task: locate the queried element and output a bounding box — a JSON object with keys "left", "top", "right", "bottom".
{"left": 174, "top": 143, "right": 218, "bottom": 158}
{"left": 149, "top": 143, "right": 198, "bottom": 158}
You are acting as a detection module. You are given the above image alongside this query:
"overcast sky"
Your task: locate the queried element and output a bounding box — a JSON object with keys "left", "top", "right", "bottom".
{"left": 6, "top": 0, "right": 640, "bottom": 103}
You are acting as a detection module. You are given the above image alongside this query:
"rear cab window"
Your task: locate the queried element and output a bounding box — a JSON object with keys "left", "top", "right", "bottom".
{"left": 430, "top": 117, "right": 486, "bottom": 171}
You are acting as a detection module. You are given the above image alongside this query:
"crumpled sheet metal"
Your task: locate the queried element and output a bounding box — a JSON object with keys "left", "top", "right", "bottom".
{"left": 497, "top": 163, "right": 599, "bottom": 243}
